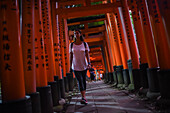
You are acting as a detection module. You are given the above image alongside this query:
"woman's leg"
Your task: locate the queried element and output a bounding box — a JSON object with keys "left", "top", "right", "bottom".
{"left": 81, "top": 90, "right": 85, "bottom": 98}
{"left": 74, "top": 71, "right": 85, "bottom": 92}
{"left": 82, "top": 70, "right": 87, "bottom": 92}
{"left": 81, "top": 70, "right": 87, "bottom": 99}
{"left": 74, "top": 70, "right": 87, "bottom": 99}
{"left": 81, "top": 70, "right": 88, "bottom": 104}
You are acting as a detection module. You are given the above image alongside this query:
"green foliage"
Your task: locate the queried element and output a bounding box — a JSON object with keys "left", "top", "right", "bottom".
{"left": 91, "top": 1, "right": 103, "bottom": 5}
{"left": 88, "top": 21, "right": 104, "bottom": 27}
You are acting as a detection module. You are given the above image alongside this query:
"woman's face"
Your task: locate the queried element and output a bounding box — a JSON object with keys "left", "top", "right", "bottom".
{"left": 74, "top": 31, "right": 81, "bottom": 38}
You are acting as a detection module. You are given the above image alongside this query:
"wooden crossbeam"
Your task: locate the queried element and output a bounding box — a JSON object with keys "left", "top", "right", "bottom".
{"left": 90, "top": 50, "right": 102, "bottom": 54}
{"left": 90, "top": 47, "right": 101, "bottom": 51}
{"left": 90, "top": 53, "right": 102, "bottom": 56}
{"left": 58, "top": 0, "right": 84, "bottom": 7}
{"left": 85, "top": 37, "right": 103, "bottom": 42}
{"left": 56, "top": 2, "right": 121, "bottom": 19}
{"left": 88, "top": 34, "right": 104, "bottom": 38}
{"left": 91, "top": 0, "right": 105, "bottom": 2}
{"left": 91, "top": 60, "right": 102, "bottom": 63}
{"left": 88, "top": 41, "right": 103, "bottom": 46}
{"left": 57, "top": 0, "right": 109, "bottom": 6}
{"left": 67, "top": 18, "right": 105, "bottom": 26}
{"left": 81, "top": 26, "right": 105, "bottom": 34}
{"left": 84, "top": 35, "right": 104, "bottom": 43}
{"left": 68, "top": 28, "right": 104, "bottom": 36}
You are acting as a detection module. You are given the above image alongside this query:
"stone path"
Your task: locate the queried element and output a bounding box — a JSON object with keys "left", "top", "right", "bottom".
{"left": 65, "top": 81, "right": 153, "bottom": 113}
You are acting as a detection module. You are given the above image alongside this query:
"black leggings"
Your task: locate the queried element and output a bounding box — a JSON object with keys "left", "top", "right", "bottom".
{"left": 74, "top": 70, "right": 87, "bottom": 91}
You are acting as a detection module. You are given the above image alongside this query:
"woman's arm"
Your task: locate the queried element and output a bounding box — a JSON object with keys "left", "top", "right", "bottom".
{"left": 85, "top": 50, "right": 91, "bottom": 68}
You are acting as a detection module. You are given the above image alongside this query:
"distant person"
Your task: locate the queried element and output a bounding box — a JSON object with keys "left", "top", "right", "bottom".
{"left": 69, "top": 29, "right": 91, "bottom": 105}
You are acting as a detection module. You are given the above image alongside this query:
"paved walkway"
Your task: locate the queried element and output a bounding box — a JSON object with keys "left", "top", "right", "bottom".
{"left": 66, "top": 81, "right": 153, "bottom": 113}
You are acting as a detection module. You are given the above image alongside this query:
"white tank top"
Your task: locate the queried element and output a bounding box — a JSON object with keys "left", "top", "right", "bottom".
{"left": 69, "top": 42, "right": 90, "bottom": 71}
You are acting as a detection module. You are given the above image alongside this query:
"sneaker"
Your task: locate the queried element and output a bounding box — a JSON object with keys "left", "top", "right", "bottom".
{"left": 81, "top": 98, "right": 88, "bottom": 105}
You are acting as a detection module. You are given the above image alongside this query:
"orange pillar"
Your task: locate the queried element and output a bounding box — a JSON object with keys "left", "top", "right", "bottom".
{"left": 58, "top": 17, "right": 66, "bottom": 78}
{"left": 128, "top": 0, "right": 149, "bottom": 88}
{"left": 128, "top": 0, "right": 148, "bottom": 65}
{"left": 114, "top": 10, "right": 129, "bottom": 70}
{"left": 147, "top": 0, "right": 170, "bottom": 99}
{"left": 137, "top": 0, "right": 159, "bottom": 97}
{"left": 64, "top": 19, "right": 70, "bottom": 73}
{"left": 56, "top": 3, "right": 66, "bottom": 99}
{"left": 51, "top": 0, "right": 62, "bottom": 79}
{"left": 107, "top": 13, "right": 123, "bottom": 66}
{"left": 22, "top": 0, "right": 36, "bottom": 94}
{"left": 105, "top": 18, "right": 117, "bottom": 66}
{"left": 107, "top": 13, "right": 126, "bottom": 86}
{"left": 34, "top": 1, "right": 52, "bottom": 112}
{"left": 101, "top": 44, "right": 108, "bottom": 80}
{"left": 136, "top": 0, "right": 159, "bottom": 69}
{"left": 121, "top": 0, "right": 140, "bottom": 70}
{"left": 40, "top": 1, "right": 59, "bottom": 110}
{"left": 103, "top": 42, "right": 111, "bottom": 73}
{"left": 0, "top": 0, "right": 25, "bottom": 101}
{"left": 111, "top": 0, "right": 130, "bottom": 70}
{"left": 147, "top": 0, "right": 170, "bottom": 69}
{"left": 106, "top": 24, "right": 117, "bottom": 83}
{"left": 104, "top": 1, "right": 116, "bottom": 72}
{"left": 41, "top": 0, "right": 56, "bottom": 82}
{"left": 157, "top": 0, "right": 170, "bottom": 43}
{"left": 34, "top": 0, "right": 47, "bottom": 87}
{"left": 105, "top": 21, "right": 116, "bottom": 68}
{"left": 104, "top": 31, "right": 114, "bottom": 72}
{"left": 103, "top": 41, "right": 112, "bottom": 82}
{"left": 112, "top": 2, "right": 132, "bottom": 88}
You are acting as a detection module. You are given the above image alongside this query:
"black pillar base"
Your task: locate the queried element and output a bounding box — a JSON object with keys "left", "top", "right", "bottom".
{"left": 123, "top": 69, "right": 130, "bottom": 87}
{"left": 116, "top": 65, "right": 124, "bottom": 88}
{"left": 147, "top": 68, "right": 160, "bottom": 99}
{"left": 112, "top": 71, "right": 118, "bottom": 86}
{"left": 54, "top": 76, "right": 59, "bottom": 81}
{"left": 59, "top": 79, "right": 65, "bottom": 99}
{"left": 158, "top": 69, "right": 170, "bottom": 99}
{"left": 102, "top": 73, "right": 105, "bottom": 80}
{"left": 132, "top": 69, "right": 141, "bottom": 90}
{"left": 64, "top": 76, "right": 69, "bottom": 93}
{"left": 28, "top": 92, "right": 41, "bottom": 113}
{"left": 109, "top": 72, "right": 114, "bottom": 84}
{"left": 107, "top": 73, "right": 111, "bottom": 83}
{"left": 127, "top": 59, "right": 133, "bottom": 90}
{"left": 36, "top": 86, "right": 53, "bottom": 113}
{"left": 103, "top": 73, "right": 107, "bottom": 83}
{"left": 140, "top": 63, "right": 149, "bottom": 88}
{"left": 104, "top": 73, "right": 109, "bottom": 83}
{"left": 48, "top": 81, "right": 60, "bottom": 106}
{"left": 0, "top": 96, "right": 32, "bottom": 113}
{"left": 54, "top": 76, "right": 61, "bottom": 101}
{"left": 67, "top": 73, "right": 74, "bottom": 91}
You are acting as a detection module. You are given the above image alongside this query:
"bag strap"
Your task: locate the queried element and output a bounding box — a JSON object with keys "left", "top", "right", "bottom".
{"left": 83, "top": 42, "right": 87, "bottom": 48}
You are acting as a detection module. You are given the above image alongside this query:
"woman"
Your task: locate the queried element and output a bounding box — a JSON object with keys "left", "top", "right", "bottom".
{"left": 69, "top": 29, "right": 91, "bottom": 105}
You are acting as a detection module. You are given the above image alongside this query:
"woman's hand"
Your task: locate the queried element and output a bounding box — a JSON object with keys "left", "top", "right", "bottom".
{"left": 87, "top": 63, "right": 91, "bottom": 69}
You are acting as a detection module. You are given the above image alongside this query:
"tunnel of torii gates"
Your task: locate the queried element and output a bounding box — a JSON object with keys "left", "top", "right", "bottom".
{"left": 0, "top": 0, "right": 170, "bottom": 113}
